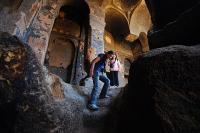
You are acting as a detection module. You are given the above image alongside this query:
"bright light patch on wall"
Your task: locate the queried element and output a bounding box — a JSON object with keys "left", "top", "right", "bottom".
{"left": 129, "top": 0, "right": 152, "bottom": 36}
{"left": 105, "top": 35, "right": 112, "bottom": 44}
{"left": 125, "top": 34, "right": 138, "bottom": 42}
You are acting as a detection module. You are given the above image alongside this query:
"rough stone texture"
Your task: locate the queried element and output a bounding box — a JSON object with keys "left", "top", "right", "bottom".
{"left": 113, "top": 0, "right": 140, "bottom": 11}
{"left": 105, "top": 7, "right": 130, "bottom": 40}
{"left": 147, "top": 1, "right": 200, "bottom": 48}
{"left": 107, "top": 45, "right": 200, "bottom": 133}
{"left": 86, "top": 47, "right": 96, "bottom": 63}
{"left": 139, "top": 32, "right": 149, "bottom": 52}
{"left": 145, "top": 0, "right": 200, "bottom": 30}
{"left": 0, "top": 0, "right": 23, "bottom": 11}
{"left": 0, "top": 0, "right": 41, "bottom": 37}
{"left": 130, "top": 31, "right": 149, "bottom": 60}
{"left": 0, "top": 0, "right": 139, "bottom": 83}
{"left": 48, "top": 38, "right": 75, "bottom": 68}
{"left": 27, "top": 0, "right": 61, "bottom": 64}
{"left": 0, "top": 32, "right": 27, "bottom": 133}
{"left": 45, "top": 35, "right": 76, "bottom": 83}
{"left": 88, "top": 1, "right": 105, "bottom": 55}
{"left": 0, "top": 32, "right": 57, "bottom": 133}
{"left": 0, "top": 0, "right": 145, "bottom": 65}
{"left": 52, "top": 17, "right": 80, "bottom": 38}
{"left": 46, "top": 73, "right": 65, "bottom": 100}
{"left": 45, "top": 71, "right": 123, "bottom": 133}
{"left": 0, "top": 0, "right": 64, "bottom": 65}
{"left": 124, "top": 58, "right": 131, "bottom": 77}
{"left": 131, "top": 39, "right": 143, "bottom": 59}
{"left": 104, "top": 30, "right": 115, "bottom": 52}
{"left": 130, "top": 0, "right": 152, "bottom": 36}
{"left": 0, "top": 32, "right": 123, "bottom": 133}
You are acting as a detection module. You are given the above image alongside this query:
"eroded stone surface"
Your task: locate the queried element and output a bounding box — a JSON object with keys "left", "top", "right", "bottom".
{"left": 107, "top": 44, "right": 200, "bottom": 133}
{"left": 148, "top": 2, "right": 200, "bottom": 49}
{"left": 0, "top": 32, "right": 123, "bottom": 133}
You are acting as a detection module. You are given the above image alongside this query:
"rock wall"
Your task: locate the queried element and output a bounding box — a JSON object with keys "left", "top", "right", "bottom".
{"left": 0, "top": 0, "right": 63, "bottom": 64}
{"left": 107, "top": 44, "right": 200, "bottom": 133}
{"left": 0, "top": 32, "right": 56, "bottom": 132}
{"left": 130, "top": 0, "right": 152, "bottom": 36}
{"left": 0, "top": 32, "right": 82, "bottom": 133}
{"left": 145, "top": 0, "right": 200, "bottom": 30}
{"left": 0, "top": 32, "right": 124, "bottom": 133}
{"left": 88, "top": 1, "right": 105, "bottom": 55}
{"left": 146, "top": 0, "right": 200, "bottom": 48}
{"left": 26, "top": 0, "right": 62, "bottom": 64}
{"left": 0, "top": 0, "right": 41, "bottom": 37}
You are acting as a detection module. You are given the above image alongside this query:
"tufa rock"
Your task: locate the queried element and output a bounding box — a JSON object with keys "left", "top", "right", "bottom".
{"left": 107, "top": 44, "right": 200, "bottom": 133}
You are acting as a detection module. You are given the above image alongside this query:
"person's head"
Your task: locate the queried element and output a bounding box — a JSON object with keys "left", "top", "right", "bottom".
{"left": 109, "top": 52, "right": 118, "bottom": 60}
{"left": 106, "top": 50, "right": 114, "bottom": 59}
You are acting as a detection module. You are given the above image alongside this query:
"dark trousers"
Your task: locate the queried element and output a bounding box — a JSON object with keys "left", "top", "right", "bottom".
{"left": 110, "top": 71, "right": 119, "bottom": 86}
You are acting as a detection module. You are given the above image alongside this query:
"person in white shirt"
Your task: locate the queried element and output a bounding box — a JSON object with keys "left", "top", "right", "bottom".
{"left": 109, "top": 52, "right": 121, "bottom": 87}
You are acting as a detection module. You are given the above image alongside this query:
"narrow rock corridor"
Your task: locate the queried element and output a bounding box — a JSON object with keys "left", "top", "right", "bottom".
{"left": 0, "top": 0, "right": 200, "bottom": 133}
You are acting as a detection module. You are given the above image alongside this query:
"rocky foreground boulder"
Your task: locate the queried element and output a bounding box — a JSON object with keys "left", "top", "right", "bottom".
{"left": 107, "top": 45, "right": 200, "bottom": 133}
{"left": 0, "top": 32, "right": 62, "bottom": 133}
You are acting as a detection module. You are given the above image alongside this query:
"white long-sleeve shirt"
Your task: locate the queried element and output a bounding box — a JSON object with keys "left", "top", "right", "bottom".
{"left": 110, "top": 59, "right": 120, "bottom": 71}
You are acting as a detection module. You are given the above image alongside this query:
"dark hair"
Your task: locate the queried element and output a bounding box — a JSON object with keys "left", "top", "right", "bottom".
{"left": 106, "top": 50, "right": 114, "bottom": 55}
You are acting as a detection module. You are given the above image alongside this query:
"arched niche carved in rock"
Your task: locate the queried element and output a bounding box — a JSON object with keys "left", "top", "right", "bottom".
{"left": 45, "top": 2, "right": 90, "bottom": 84}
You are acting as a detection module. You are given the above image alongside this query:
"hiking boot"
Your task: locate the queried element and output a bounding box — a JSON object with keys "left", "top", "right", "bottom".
{"left": 87, "top": 104, "right": 99, "bottom": 111}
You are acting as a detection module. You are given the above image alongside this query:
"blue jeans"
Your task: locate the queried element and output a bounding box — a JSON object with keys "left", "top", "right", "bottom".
{"left": 90, "top": 71, "right": 110, "bottom": 105}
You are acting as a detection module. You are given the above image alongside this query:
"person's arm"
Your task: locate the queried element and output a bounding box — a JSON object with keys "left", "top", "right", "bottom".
{"left": 89, "top": 57, "right": 100, "bottom": 77}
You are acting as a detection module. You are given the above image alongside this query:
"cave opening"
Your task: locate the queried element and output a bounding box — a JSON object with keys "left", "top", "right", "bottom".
{"left": 44, "top": 1, "right": 90, "bottom": 84}
{"left": 104, "top": 0, "right": 151, "bottom": 79}
{"left": 104, "top": 7, "right": 132, "bottom": 80}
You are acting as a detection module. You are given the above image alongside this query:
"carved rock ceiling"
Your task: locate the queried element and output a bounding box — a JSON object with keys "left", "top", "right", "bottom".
{"left": 113, "top": 0, "right": 141, "bottom": 11}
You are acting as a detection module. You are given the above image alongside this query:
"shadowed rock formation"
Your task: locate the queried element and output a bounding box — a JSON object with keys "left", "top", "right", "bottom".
{"left": 107, "top": 44, "right": 200, "bottom": 133}
{"left": 0, "top": 32, "right": 59, "bottom": 133}
{"left": 146, "top": 0, "right": 200, "bottom": 48}
{"left": 145, "top": 0, "right": 200, "bottom": 30}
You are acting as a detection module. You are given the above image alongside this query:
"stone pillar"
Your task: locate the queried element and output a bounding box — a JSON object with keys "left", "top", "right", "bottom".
{"left": 71, "top": 40, "right": 86, "bottom": 85}
{"left": 24, "top": 1, "right": 61, "bottom": 64}
{"left": 139, "top": 32, "right": 149, "bottom": 52}
{"left": 0, "top": 0, "right": 42, "bottom": 39}
{"left": 89, "top": 4, "right": 105, "bottom": 55}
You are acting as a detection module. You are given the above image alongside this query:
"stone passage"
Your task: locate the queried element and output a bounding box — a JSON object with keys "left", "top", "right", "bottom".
{"left": 0, "top": 32, "right": 123, "bottom": 133}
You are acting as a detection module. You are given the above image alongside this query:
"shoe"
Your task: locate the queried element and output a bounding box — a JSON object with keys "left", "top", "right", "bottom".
{"left": 87, "top": 104, "right": 99, "bottom": 111}
{"left": 99, "top": 95, "right": 110, "bottom": 99}
{"left": 110, "top": 86, "right": 115, "bottom": 89}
